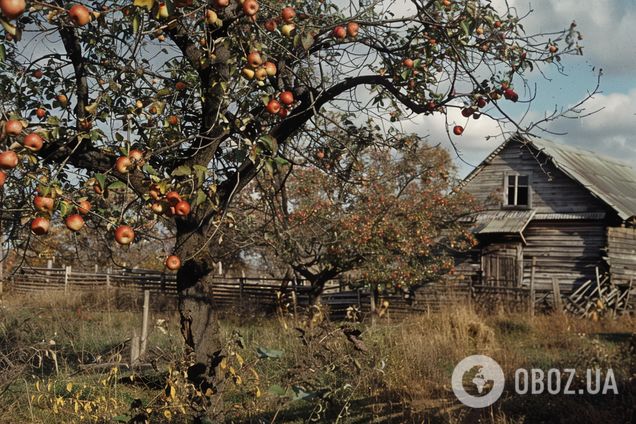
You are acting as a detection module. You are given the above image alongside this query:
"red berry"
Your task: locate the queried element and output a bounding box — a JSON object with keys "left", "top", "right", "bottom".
{"left": 453, "top": 126, "right": 463, "bottom": 135}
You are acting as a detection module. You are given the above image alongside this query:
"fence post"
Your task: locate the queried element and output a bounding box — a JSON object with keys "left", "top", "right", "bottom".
{"left": 140, "top": 290, "right": 150, "bottom": 358}
{"left": 239, "top": 277, "right": 244, "bottom": 301}
{"left": 130, "top": 329, "right": 140, "bottom": 364}
{"left": 552, "top": 277, "right": 563, "bottom": 313}
{"left": 65, "top": 265, "right": 71, "bottom": 294}
{"left": 106, "top": 268, "right": 111, "bottom": 289}
{"left": 369, "top": 286, "right": 376, "bottom": 325}
{"left": 529, "top": 257, "right": 536, "bottom": 317}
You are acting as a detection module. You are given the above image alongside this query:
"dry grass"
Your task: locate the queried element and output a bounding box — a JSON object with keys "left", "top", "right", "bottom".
{"left": 0, "top": 291, "right": 634, "bottom": 423}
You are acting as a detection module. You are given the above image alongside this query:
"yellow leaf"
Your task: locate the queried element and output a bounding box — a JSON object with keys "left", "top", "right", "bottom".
{"left": 235, "top": 375, "right": 242, "bottom": 385}
{"left": 229, "top": 366, "right": 236, "bottom": 376}
{"left": 133, "top": 0, "right": 155, "bottom": 10}
{"left": 53, "top": 403, "right": 58, "bottom": 414}
{"left": 205, "top": 388, "right": 214, "bottom": 397}
{"left": 67, "top": 383, "right": 72, "bottom": 392}
{"left": 255, "top": 386, "right": 261, "bottom": 398}
{"left": 236, "top": 353, "right": 244, "bottom": 368}
{"left": 170, "top": 385, "right": 176, "bottom": 399}
{"left": 74, "top": 401, "right": 79, "bottom": 413}
{"left": 164, "top": 410, "right": 172, "bottom": 420}
{"left": 36, "top": 381, "right": 40, "bottom": 392}
{"left": 146, "top": 408, "right": 153, "bottom": 414}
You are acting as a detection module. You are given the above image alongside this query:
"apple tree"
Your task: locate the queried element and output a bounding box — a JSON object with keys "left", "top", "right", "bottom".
{"left": 0, "top": 0, "right": 584, "bottom": 418}
{"left": 228, "top": 119, "right": 478, "bottom": 305}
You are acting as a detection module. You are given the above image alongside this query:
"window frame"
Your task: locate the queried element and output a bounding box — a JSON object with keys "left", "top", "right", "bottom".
{"left": 503, "top": 172, "right": 532, "bottom": 209}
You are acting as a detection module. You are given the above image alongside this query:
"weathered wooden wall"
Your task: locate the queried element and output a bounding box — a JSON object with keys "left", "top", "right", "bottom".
{"left": 606, "top": 227, "right": 636, "bottom": 285}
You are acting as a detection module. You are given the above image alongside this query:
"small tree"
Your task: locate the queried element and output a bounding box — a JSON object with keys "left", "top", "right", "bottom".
{"left": 231, "top": 125, "right": 477, "bottom": 304}
{"left": 0, "top": 0, "right": 584, "bottom": 419}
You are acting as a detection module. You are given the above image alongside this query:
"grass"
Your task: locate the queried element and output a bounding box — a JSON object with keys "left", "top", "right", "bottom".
{"left": 0, "top": 290, "right": 634, "bottom": 423}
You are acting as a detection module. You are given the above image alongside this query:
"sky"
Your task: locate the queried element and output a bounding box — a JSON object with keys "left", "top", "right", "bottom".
{"left": 399, "top": 0, "right": 636, "bottom": 178}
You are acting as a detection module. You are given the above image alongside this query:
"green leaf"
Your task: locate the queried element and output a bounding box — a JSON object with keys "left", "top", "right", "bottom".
{"left": 259, "top": 135, "right": 278, "bottom": 152}
{"left": 133, "top": 0, "right": 155, "bottom": 10}
{"left": 264, "top": 158, "right": 274, "bottom": 175}
{"left": 111, "top": 415, "right": 131, "bottom": 423}
{"left": 196, "top": 189, "right": 207, "bottom": 206}
{"left": 460, "top": 20, "right": 471, "bottom": 37}
{"left": 288, "top": 385, "right": 317, "bottom": 401}
{"left": 108, "top": 181, "right": 127, "bottom": 190}
{"left": 274, "top": 157, "right": 289, "bottom": 166}
{"left": 268, "top": 385, "right": 286, "bottom": 396}
{"left": 143, "top": 163, "right": 159, "bottom": 176}
{"left": 400, "top": 70, "right": 410, "bottom": 80}
{"left": 0, "top": 44, "right": 5, "bottom": 63}
{"left": 301, "top": 32, "right": 315, "bottom": 50}
{"left": 95, "top": 174, "right": 106, "bottom": 190}
{"left": 256, "top": 347, "right": 283, "bottom": 359}
{"left": 115, "top": 133, "right": 124, "bottom": 142}
{"left": 156, "top": 88, "right": 170, "bottom": 97}
{"left": 132, "top": 13, "right": 141, "bottom": 34}
{"left": 171, "top": 165, "right": 192, "bottom": 177}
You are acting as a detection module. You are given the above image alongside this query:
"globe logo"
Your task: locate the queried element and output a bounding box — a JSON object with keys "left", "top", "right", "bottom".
{"left": 452, "top": 355, "right": 505, "bottom": 408}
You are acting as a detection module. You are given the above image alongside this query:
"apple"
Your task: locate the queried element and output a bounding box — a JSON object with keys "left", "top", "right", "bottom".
{"left": 402, "top": 58, "right": 414, "bottom": 68}
{"left": 115, "top": 156, "right": 133, "bottom": 174}
{"left": 33, "top": 195, "right": 54, "bottom": 212}
{"left": 31, "top": 217, "right": 50, "bottom": 236}
{"left": 453, "top": 125, "right": 464, "bottom": 135}
{"left": 175, "top": 81, "right": 187, "bottom": 90}
{"left": 5, "top": 119, "right": 22, "bottom": 136}
{"left": 168, "top": 115, "right": 179, "bottom": 125}
{"left": 213, "top": 0, "right": 228, "bottom": 8}
{"left": 114, "top": 225, "right": 135, "bottom": 245}
{"left": 164, "top": 206, "right": 176, "bottom": 217}
{"left": 0, "top": 151, "right": 18, "bottom": 169}
{"left": 347, "top": 22, "right": 359, "bottom": 37}
{"left": 34, "top": 70, "right": 43, "bottom": 78}
{"left": 254, "top": 67, "right": 267, "bottom": 81}
{"left": 173, "top": 0, "right": 192, "bottom": 7}
{"left": 263, "top": 61, "right": 277, "bottom": 76}
{"left": 281, "top": 23, "right": 295, "bottom": 36}
{"left": 166, "top": 191, "right": 181, "bottom": 206}
{"left": 78, "top": 200, "right": 91, "bottom": 214}
{"left": 266, "top": 99, "right": 281, "bottom": 115}
{"left": 66, "top": 214, "right": 85, "bottom": 232}
{"left": 93, "top": 180, "right": 105, "bottom": 195}
{"left": 129, "top": 149, "right": 144, "bottom": 164}
{"left": 279, "top": 91, "right": 294, "bottom": 105}
{"left": 151, "top": 201, "right": 168, "bottom": 214}
{"left": 476, "top": 28, "right": 484, "bottom": 36}
{"left": 316, "top": 151, "right": 324, "bottom": 159}
{"left": 0, "top": 0, "right": 25, "bottom": 20}
{"left": 461, "top": 108, "right": 473, "bottom": 118}
{"left": 0, "top": 170, "right": 5, "bottom": 187}
{"left": 247, "top": 52, "right": 262, "bottom": 68}
{"left": 264, "top": 19, "right": 277, "bottom": 32}
{"left": 279, "top": 108, "right": 288, "bottom": 118}
{"left": 549, "top": 45, "right": 557, "bottom": 53}
{"left": 166, "top": 255, "right": 181, "bottom": 270}
{"left": 205, "top": 9, "right": 217, "bottom": 25}
{"left": 36, "top": 108, "right": 46, "bottom": 118}
{"left": 242, "top": 0, "right": 258, "bottom": 16}
{"left": 442, "top": 0, "right": 451, "bottom": 5}
{"left": 149, "top": 184, "right": 161, "bottom": 200}
{"left": 69, "top": 4, "right": 91, "bottom": 26}
{"left": 24, "top": 133, "right": 43, "bottom": 152}
{"left": 175, "top": 200, "right": 191, "bottom": 216}
{"left": 58, "top": 94, "right": 68, "bottom": 103}
{"left": 332, "top": 26, "right": 347, "bottom": 38}
{"left": 241, "top": 67, "right": 255, "bottom": 80}
{"left": 282, "top": 6, "right": 295, "bottom": 22}
{"left": 477, "top": 98, "right": 487, "bottom": 108}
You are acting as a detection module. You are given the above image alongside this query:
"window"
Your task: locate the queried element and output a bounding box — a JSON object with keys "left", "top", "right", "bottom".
{"left": 505, "top": 173, "right": 531, "bottom": 207}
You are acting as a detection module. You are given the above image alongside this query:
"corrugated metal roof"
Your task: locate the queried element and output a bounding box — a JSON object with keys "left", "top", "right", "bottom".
{"left": 470, "top": 210, "right": 536, "bottom": 234}
{"left": 525, "top": 136, "right": 636, "bottom": 220}
{"left": 534, "top": 213, "right": 606, "bottom": 220}
{"left": 462, "top": 135, "right": 636, "bottom": 221}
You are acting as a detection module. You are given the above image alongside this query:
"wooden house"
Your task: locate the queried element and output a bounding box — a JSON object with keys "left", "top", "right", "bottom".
{"left": 456, "top": 135, "right": 636, "bottom": 296}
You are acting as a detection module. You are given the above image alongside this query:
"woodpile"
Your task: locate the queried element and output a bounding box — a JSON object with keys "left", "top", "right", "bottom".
{"left": 564, "top": 271, "right": 633, "bottom": 319}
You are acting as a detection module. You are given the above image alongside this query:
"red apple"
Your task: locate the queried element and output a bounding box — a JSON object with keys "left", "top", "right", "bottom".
{"left": 0, "top": 0, "right": 25, "bottom": 20}
{"left": 477, "top": 98, "right": 487, "bottom": 108}
{"left": 279, "top": 108, "right": 288, "bottom": 118}
{"left": 66, "top": 214, "right": 85, "bottom": 232}
{"left": 266, "top": 99, "right": 281, "bottom": 115}
{"left": 78, "top": 200, "right": 91, "bottom": 214}
{"left": 166, "top": 191, "right": 182, "bottom": 206}
{"left": 347, "top": 22, "right": 359, "bottom": 37}
{"left": 453, "top": 125, "right": 464, "bottom": 135}
{"left": 0, "top": 151, "right": 18, "bottom": 169}
{"left": 31, "top": 217, "right": 50, "bottom": 236}
{"left": 168, "top": 115, "right": 179, "bottom": 125}
{"left": 93, "top": 180, "right": 105, "bottom": 195}
{"left": 175, "top": 200, "right": 191, "bottom": 216}
{"left": 0, "top": 170, "right": 5, "bottom": 187}
{"left": 279, "top": 91, "right": 294, "bottom": 105}
{"left": 151, "top": 201, "right": 168, "bottom": 214}
{"left": 164, "top": 206, "right": 176, "bottom": 217}
{"left": 247, "top": 51, "right": 262, "bottom": 68}
{"left": 115, "top": 156, "right": 133, "bottom": 174}
{"left": 173, "top": 0, "right": 192, "bottom": 7}
{"left": 114, "top": 225, "right": 135, "bottom": 245}
{"left": 242, "top": 0, "right": 258, "bottom": 16}
{"left": 403, "top": 58, "right": 414, "bottom": 68}
{"left": 175, "top": 81, "right": 187, "bottom": 90}
{"left": 36, "top": 108, "right": 46, "bottom": 118}
{"left": 128, "top": 149, "right": 144, "bottom": 164}
{"left": 24, "top": 133, "right": 43, "bottom": 152}
{"left": 282, "top": 6, "right": 295, "bottom": 22}
{"left": 264, "top": 19, "right": 277, "bottom": 31}
{"left": 213, "top": 0, "right": 228, "bottom": 8}
{"left": 263, "top": 61, "right": 277, "bottom": 76}
{"left": 166, "top": 255, "right": 181, "bottom": 270}
{"left": 149, "top": 184, "right": 161, "bottom": 200}
{"left": 69, "top": 4, "right": 91, "bottom": 26}
{"left": 332, "top": 26, "right": 347, "bottom": 39}
{"left": 33, "top": 195, "right": 55, "bottom": 212}
{"left": 316, "top": 151, "right": 324, "bottom": 159}
{"left": 205, "top": 9, "right": 217, "bottom": 25}
{"left": 461, "top": 108, "right": 473, "bottom": 118}
{"left": 5, "top": 120, "right": 22, "bottom": 136}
